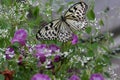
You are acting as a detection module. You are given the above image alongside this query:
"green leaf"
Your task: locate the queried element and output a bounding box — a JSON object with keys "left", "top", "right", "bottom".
{"left": 87, "top": 50, "right": 94, "bottom": 57}
{"left": 0, "top": 75, "right": 4, "bottom": 80}
{"left": 99, "top": 19, "right": 104, "bottom": 26}
{"left": 87, "top": 9, "right": 95, "bottom": 20}
{"left": 0, "top": 18, "right": 11, "bottom": 29}
{"left": 85, "top": 26, "right": 92, "bottom": 34}
{"left": 104, "top": 72, "right": 111, "bottom": 77}
{"left": 33, "top": 6, "right": 40, "bottom": 18}
{"left": 12, "top": 42, "right": 20, "bottom": 48}
{"left": 102, "top": 55, "right": 110, "bottom": 64}
{"left": 1, "top": 0, "right": 13, "bottom": 6}
{"left": 57, "top": 5, "right": 64, "bottom": 13}
{"left": 94, "top": 65, "right": 103, "bottom": 72}
{"left": 81, "top": 71, "right": 89, "bottom": 80}
{"left": 67, "top": 1, "right": 74, "bottom": 5}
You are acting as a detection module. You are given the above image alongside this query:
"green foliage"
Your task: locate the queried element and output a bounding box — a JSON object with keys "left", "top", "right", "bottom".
{"left": 85, "top": 26, "right": 92, "bottom": 34}
{"left": 0, "top": 0, "right": 13, "bottom": 6}
{"left": 99, "top": 19, "right": 104, "bottom": 26}
{"left": 87, "top": 9, "right": 95, "bottom": 20}
{"left": 0, "top": 75, "right": 4, "bottom": 80}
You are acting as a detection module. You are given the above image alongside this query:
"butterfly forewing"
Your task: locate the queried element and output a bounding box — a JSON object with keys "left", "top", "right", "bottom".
{"left": 36, "top": 20, "right": 61, "bottom": 40}
{"left": 64, "top": 1, "right": 88, "bottom": 30}
{"left": 65, "top": 2, "right": 88, "bottom": 19}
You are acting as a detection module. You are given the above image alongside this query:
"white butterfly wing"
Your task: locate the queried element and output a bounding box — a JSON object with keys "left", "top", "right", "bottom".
{"left": 36, "top": 20, "right": 61, "bottom": 40}
{"left": 57, "top": 22, "right": 73, "bottom": 42}
{"left": 66, "top": 19, "right": 87, "bottom": 30}
{"left": 64, "top": 2, "right": 88, "bottom": 30}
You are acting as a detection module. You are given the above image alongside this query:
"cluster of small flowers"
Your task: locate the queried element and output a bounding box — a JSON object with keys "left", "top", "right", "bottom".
{"left": 4, "top": 29, "right": 61, "bottom": 78}
{"left": 5, "top": 29, "right": 27, "bottom": 60}
{"left": 0, "top": 29, "right": 9, "bottom": 38}
{"left": 0, "top": 3, "right": 28, "bottom": 25}
{"left": 34, "top": 44, "right": 61, "bottom": 69}
{"left": 70, "top": 55, "right": 93, "bottom": 66}
{"left": 4, "top": 28, "right": 106, "bottom": 80}
{"left": 106, "top": 66, "right": 120, "bottom": 80}
{"left": 87, "top": 18, "right": 102, "bottom": 37}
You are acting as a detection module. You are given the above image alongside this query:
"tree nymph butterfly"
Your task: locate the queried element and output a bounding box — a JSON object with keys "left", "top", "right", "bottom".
{"left": 36, "top": 1, "right": 88, "bottom": 42}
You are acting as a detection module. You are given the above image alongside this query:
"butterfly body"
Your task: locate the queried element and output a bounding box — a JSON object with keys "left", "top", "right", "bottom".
{"left": 36, "top": 1, "right": 88, "bottom": 42}
{"left": 61, "top": 15, "right": 66, "bottom": 22}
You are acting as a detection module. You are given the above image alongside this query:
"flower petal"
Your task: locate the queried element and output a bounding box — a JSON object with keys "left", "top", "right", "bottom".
{"left": 71, "top": 34, "right": 78, "bottom": 45}
{"left": 69, "top": 75, "right": 80, "bottom": 80}
{"left": 90, "top": 73, "right": 104, "bottom": 80}
{"left": 31, "top": 73, "right": 51, "bottom": 80}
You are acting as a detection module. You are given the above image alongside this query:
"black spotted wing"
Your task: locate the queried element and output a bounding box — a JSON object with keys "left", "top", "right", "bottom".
{"left": 36, "top": 19, "right": 61, "bottom": 41}
{"left": 64, "top": 1, "right": 88, "bottom": 30}
{"left": 36, "top": 1, "right": 88, "bottom": 42}
{"left": 57, "top": 21, "right": 73, "bottom": 42}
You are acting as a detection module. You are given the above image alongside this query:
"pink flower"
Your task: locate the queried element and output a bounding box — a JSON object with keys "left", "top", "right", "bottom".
{"left": 71, "top": 34, "right": 78, "bottom": 45}
{"left": 90, "top": 73, "right": 104, "bottom": 80}
{"left": 11, "top": 29, "right": 28, "bottom": 46}
{"left": 69, "top": 75, "right": 80, "bottom": 80}
{"left": 31, "top": 73, "right": 51, "bottom": 80}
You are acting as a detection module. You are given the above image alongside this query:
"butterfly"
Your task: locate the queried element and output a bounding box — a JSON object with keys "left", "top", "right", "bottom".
{"left": 36, "top": 1, "right": 88, "bottom": 42}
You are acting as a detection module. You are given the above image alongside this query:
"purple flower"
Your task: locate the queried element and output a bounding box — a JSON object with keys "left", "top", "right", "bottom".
{"left": 5, "top": 47, "right": 15, "bottom": 59}
{"left": 48, "top": 44, "right": 60, "bottom": 53}
{"left": 71, "top": 34, "right": 78, "bottom": 45}
{"left": 54, "top": 55, "right": 61, "bottom": 62}
{"left": 31, "top": 73, "right": 51, "bottom": 80}
{"left": 90, "top": 73, "right": 104, "bottom": 80}
{"left": 35, "top": 44, "right": 52, "bottom": 58}
{"left": 11, "top": 29, "right": 27, "bottom": 46}
{"left": 35, "top": 44, "right": 47, "bottom": 53}
{"left": 39, "top": 54, "right": 46, "bottom": 64}
{"left": 34, "top": 44, "right": 60, "bottom": 67}
{"left": 69, "top": 75, "right": 80, "bottom": 80}
{"left": 35, "top": 44, "right": 47, "bottom": 49}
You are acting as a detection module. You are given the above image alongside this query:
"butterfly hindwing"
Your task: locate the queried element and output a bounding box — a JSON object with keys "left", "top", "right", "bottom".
{"left": 66, "top": 19, "right": 87, "bottom": 30}
{"left": 57, "top": 22, "right": 73, "bottom": 42}
{"left": 36, "top": 20, "right": 60, "bottom": 40}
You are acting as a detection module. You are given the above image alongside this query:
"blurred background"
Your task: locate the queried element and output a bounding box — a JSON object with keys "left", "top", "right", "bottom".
{"left": 94, "top": 0, "right": 120, "bottom": 48}
{"left": 92, "top": 0, "right": 120, "bottom": 76}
